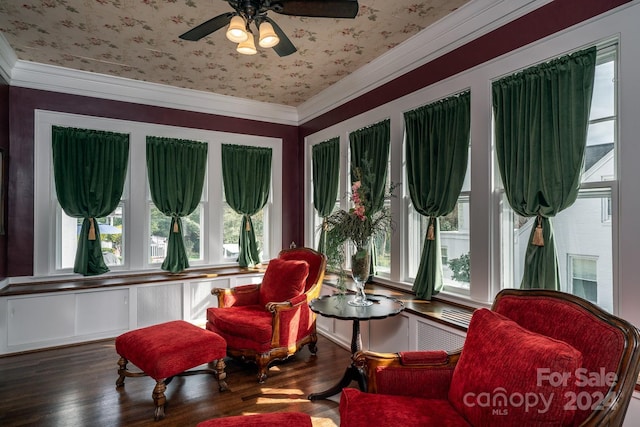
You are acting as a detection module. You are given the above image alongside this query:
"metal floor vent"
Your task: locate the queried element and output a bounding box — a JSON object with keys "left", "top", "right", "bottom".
{"left": 416, "top": 319, "right": 466, "bottom": 351}
{"left": 440, "top": 309, "right": 473, "bottom": 328}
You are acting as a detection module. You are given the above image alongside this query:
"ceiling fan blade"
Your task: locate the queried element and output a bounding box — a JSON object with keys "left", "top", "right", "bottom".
{"left": 275, "top": 0, "right": 359, "bottom": 19}
{"left": 264, "top": 17, "right": 297, "bottom": 57}
{"left": 179, "top": 12, "right": 234, "bottom": 41}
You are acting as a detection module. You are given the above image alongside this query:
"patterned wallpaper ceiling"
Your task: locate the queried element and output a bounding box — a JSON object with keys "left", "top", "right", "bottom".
{"left": 0, "top": 0, "right": 470, "bottom": 107}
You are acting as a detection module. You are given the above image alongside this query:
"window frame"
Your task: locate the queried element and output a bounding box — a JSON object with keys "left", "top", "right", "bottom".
{"left": 496, "top": 44, "right": 618, "bottom": 312}
{"left": 303, "top": 24, "right": 627, "bottom": 316}
{"left": 34, "top": 110, "right": 282, "bottom": 277}
{"left": 400, "top": 99, "right": 472, "bottom": 295}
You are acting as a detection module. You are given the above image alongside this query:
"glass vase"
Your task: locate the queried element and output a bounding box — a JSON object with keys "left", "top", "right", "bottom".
{"left": 349, "top": 240, "right": 373, "bottom": 306}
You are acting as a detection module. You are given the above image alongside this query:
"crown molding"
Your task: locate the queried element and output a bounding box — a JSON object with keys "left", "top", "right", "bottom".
{"left": 297, "top": 0, "right": 552, "bottom": 124}
{"left": 0, "top": 32, "right": 17, "bottom": 83}
{"left": 7, "top": 58, "right": 299, "bottom": 126}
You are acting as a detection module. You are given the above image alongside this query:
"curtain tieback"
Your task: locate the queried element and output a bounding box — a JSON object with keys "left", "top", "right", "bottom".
{"left": 245, "top": 214, "right": 252, "bottom": 231}
{"left": 427, "top": 217, "right": 435, "bottom": 241}
{"left": 173, "top": 216, "right": 179, "bottom": 233}
{"left": 532, "top": 214, "right": 544, "bottom": 246}
{"left": 322, "top": 217, "right": 328, "bottom": 231}
{"left": 88, "top": 218, "right": 96, "bottom": 241}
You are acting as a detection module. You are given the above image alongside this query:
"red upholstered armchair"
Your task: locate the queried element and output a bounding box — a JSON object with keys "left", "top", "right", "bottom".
{"left": 206, "top": 247, "right": 326, "bottom": 382}
{"left": 340, "top": 289, "right": 640, "bottom": 427}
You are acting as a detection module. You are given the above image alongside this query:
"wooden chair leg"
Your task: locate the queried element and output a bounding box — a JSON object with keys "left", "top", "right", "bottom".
{"left": 116, "top": 356, "right": 128, "bottom": 388}
{"left": 152, "top": 379, "right": 167, "bottom": 421}
{"left": 308, "top": 334, "right": 318, "bottom": 355}
{"left": 213, "top": 359, "right": 229, "bottom": 391}
{"left": 257, "top": 354, "right": 270, "bottom": 383}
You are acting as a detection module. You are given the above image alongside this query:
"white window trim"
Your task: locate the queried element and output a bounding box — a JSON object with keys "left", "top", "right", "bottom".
{"left": 33, "top": 110, "right": 282, "bottom": 278}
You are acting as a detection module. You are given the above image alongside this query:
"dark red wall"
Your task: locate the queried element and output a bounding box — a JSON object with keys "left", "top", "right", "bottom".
{"left": 0, "top": 77, "right": 8, "bottom": 280}
{"left": 7, "top": 87, "right": 301, "bottom": 277}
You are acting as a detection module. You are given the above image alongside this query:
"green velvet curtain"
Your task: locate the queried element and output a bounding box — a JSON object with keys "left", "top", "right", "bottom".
{"left": 493, "top": 47, "right": 596, "bottom": 289}
{"left": 405, "top": 91, "right": 471, "bottom": 299}
{"left": 52, "top": 126, "right": 129, "bottom": 276}
{"left": 349, "top": 119, "right": 390, "bottom": 213}
{"left": 312, "top": 137, "right": 340, "bottom": 253}
{"left": 221, "top": 144, "right": 272, "bottom": 267}
{"left": 349, "top": 119, "right": 390, "bottom": 274}
{"left": 146, "top": 136, "right": 208, "bottom": 273}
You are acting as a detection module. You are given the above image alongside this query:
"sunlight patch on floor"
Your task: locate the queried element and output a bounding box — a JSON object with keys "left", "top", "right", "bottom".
{"left": 311, "top": 416, "right": 339, "bottom": 427}
{"left": 255, "top": 387, "right": 308, "bottom": 404}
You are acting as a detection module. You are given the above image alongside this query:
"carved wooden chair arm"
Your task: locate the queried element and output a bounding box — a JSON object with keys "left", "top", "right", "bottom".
{"left": 354, "top": 350, "right": 462, "bottom": 395}
{"left": 265, "top": 301, "right": 293, "bottom": 313}
{"left": 212, "top": 284, "right": 260, "bottom": 307}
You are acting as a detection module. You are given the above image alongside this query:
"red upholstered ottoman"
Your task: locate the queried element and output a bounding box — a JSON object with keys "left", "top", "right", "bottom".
{"left": 115, "top": 320, "right": 228, "bottom": 420}
{"left": 196, "top": 412, "right": 313, "bottom": 427}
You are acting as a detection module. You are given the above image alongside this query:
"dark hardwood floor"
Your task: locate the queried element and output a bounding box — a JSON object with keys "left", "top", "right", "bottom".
{"left": 0, "top": 334, "right": 351, "bottom": 426}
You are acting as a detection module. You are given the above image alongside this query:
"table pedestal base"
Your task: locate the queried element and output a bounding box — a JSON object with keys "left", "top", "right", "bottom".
{"left": 307, "top": 295, "right": 404, "bottom": 401}
{"left": 308, "top": 319, "right": 368, "bottom": 400}
{"left": 307, "top": 364, "right": 366, "bottom": 400}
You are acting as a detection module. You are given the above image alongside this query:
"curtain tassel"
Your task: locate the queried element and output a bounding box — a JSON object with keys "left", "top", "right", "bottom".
{"left": 88, "top": 218, "right": 96, "bottom": 241}
{"left": 532, "top": 214, "right": 544, "bottom": 247}
{"left": 427, "top": 217, "right": 435, "bottom": 241}
{"left": 173, "top": 218, "right": 179, "bottom": 233}
{"left": 245, "top": 215, "right": 251, "bottom": 231}
{"left": 322, "top": 217, "right": 328, "bottom": 231}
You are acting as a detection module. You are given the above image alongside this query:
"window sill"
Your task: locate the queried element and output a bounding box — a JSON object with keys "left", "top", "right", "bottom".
{"left": 0, "top": 265, "right": 267, "bottom": 297}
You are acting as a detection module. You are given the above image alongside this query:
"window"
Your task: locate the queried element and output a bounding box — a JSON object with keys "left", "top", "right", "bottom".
{"left": 59, "top": 205, "right": 125, "bottom": 269}
{"left": 346, "top": 121, "right": 392, "bottom": 278}
{"left": 499, "top": 45, "right": 616, "bottom": 312}
{"left": 407, "top": 198, "right": 470, "bottom": 292}
{"left": 311, "top": 200, "right": 339, "bottom": 251}
{"left": 405, "top": 144, "right": 471, "bottom": 294}
{"left": 441, "top": 246, "right": 449, "bottom": 265}
{"left": 442, "top": 196, "right": 470, "bottom": 291}
{"left": 223, "top": 202, "right": 240, "bottom": 261}
{"left": 222, "top": 202, "right": 265, "bottom": 262}
{"left": 568, "top": 255, "right": 598, "bottom": 303}
{"left": 148, "top": 205, "right": 203, "bottom": 264}
{"left": 600, "top": 175, "right": 614, "bottom": 223}
{"left": 373, "top": 158, "right": 392, "bottom": 276}
{"left": 34, "top": 111, "right": 282, "bottom": 275}
{"left": 100, "top": 206, "right": 125, "bottom": 266}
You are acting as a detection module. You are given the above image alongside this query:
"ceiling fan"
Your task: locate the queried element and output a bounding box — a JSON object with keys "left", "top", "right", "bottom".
{"left": 179, "top": 0, "right": 359, "bottom": 57}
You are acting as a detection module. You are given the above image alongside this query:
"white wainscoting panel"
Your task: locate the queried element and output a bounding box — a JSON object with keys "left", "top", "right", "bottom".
{"left": 189, "top": 279, "right": 229, "bottom": 322}
{"left": 136, "top": 283, "right": 184, "bottom": 327}
{"left": 76, "top": 289, "right": 129, "bottom": 336}
{"left": 0, "top": 271, "right": 266, "bottom": 355}
{"left": 8, "top": 293, "right": 75, "bottom": 346}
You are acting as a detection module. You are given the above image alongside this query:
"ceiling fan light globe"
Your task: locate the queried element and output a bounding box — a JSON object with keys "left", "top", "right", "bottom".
{"left": 237, "top": 36, "right": 257, "bottom": 55}
{"left": 258, "top": 22, "right": 280, "bottom": 48}
{"left": 226, "top": 16, "right": 248, "bottom": 43}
